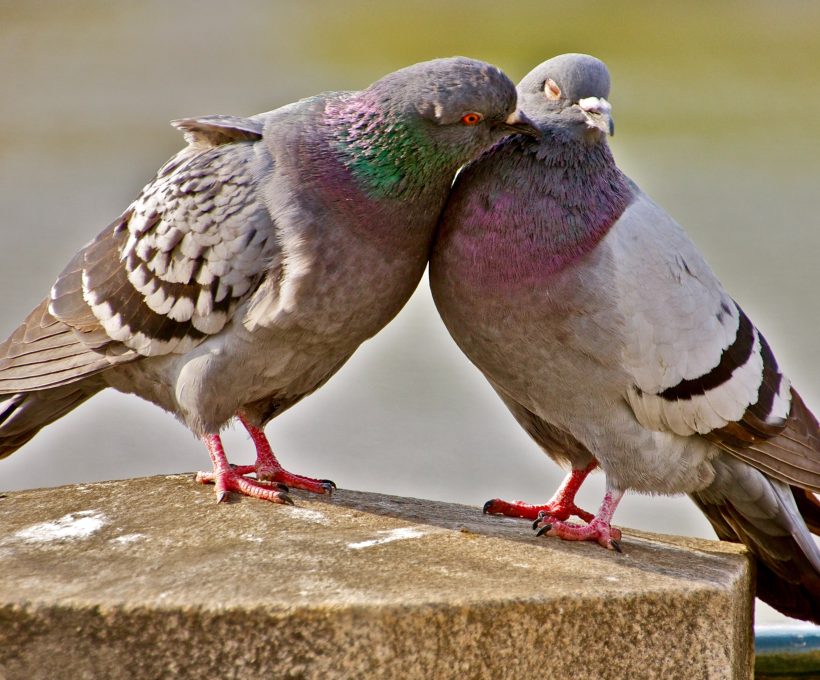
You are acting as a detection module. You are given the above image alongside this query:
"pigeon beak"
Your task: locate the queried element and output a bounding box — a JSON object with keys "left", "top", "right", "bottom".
{"left": 494, "top": 110, "right": 541, "bottom": 138}
{"left": 578, "top": 96, "right": 614, "bottom": 136}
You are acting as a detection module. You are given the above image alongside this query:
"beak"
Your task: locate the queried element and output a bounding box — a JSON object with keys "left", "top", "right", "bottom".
{"left": 493, "top": 110, "right": 541, "bottom": 138}
{"left": 578, "top": 96, "right": 614, "bottom": 136}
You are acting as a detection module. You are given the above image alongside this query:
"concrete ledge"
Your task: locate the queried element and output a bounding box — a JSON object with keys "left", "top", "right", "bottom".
{"left": 0, "top": 475, "right": 753, "bottom": 679}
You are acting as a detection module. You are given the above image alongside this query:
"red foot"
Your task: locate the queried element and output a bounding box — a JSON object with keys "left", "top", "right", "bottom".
{"left": 483, "top": 462, "right": 597, "bottom": 523}
{"left": 483, "top": 497, "right": 594, "bottom": 522}
{"left": 533, "top": 489, "right": 625, "bottom": 551}
{"left": 197, "top": 434, "right": 294, "bottom": 504}
{"left": 196, "top": 468, "right": 293, "bottom": 505}
{"left": 236, "top": 414, "right": 335, "bottom": 495}
{"left": 535, "top": 516, "right": 623, "bottom": 551}
{"left": 230, "top": 464, "right": 335, "bottom": 495}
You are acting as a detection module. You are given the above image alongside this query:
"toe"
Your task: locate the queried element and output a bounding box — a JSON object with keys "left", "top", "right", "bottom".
{"left": 535, "top": 523, "right": 553, "bottom": 537}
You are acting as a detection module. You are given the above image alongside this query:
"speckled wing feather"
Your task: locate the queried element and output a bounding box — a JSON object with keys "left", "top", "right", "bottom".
{"left": 0, "top": 115, "right": 278, "bottom": 392}
{"left": 615, "top": 190, "right": 820, "bottom": 492}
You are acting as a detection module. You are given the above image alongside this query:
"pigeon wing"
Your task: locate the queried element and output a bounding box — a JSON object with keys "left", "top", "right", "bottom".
{"left": 615, "top": 189, "right": 820, "bottom": 492}
{"left": 0, "top": 116, "right": 278, "bottom": 392}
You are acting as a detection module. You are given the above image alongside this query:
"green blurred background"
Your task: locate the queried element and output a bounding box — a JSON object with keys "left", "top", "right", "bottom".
{"left": 1, "top": 0, "right": 819, "bottom": 625}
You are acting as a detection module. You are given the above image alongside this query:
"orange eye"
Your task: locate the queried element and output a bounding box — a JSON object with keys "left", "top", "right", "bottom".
{"left": 460, "top": 112, "right": 483, "bottom": 126}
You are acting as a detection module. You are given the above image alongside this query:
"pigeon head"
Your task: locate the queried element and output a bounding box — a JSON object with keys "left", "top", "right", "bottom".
{"left": 377, "top": 57, "right": 538, "bottom": 144}
{"left": 517, "top": 53, "right": 614, "bottom": 142}
{"left": 331, "top": 57, "right": 537, "bottom": 198}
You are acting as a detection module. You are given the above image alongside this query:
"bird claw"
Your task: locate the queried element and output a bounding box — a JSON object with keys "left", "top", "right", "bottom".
{"left": 533, "top": 512, "right": 545, "bottom": 530}
{"left": 484, "top": 497, "right": 595, "bottom": 523}
{"left": 218, "top": 466, "right": 334, "bottom": 495}
{"left": 484, "top": 465, "right": 598, "bottom": 522}
{"left": 198, "top": 468, "right": 295, "bottom": 505}
{"left": 276, "top": 472, "right": 334, "bottom": 495}
{"left": 533, "top": 515, "right": 623, "bottom": 551}
{"left": 535, "top": 522, "right": 552, "bottom": 537}
{"left": 251, "top": 465, "right": 333, "bottom": 495}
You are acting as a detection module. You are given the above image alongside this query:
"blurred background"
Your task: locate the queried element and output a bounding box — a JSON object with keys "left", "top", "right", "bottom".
{"left": 1, "top": 1, "right": 818, "bottom": 625}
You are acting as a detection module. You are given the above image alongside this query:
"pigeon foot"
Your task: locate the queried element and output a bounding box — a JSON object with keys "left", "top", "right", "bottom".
{"left": 231, "top": 464, "right": 335, "bottom": 495}
{"left": 533, "top": 515, "right": 623, "bottom": 550}
{"left": 198, "top": 432, "right": 301, "bottom": 504}
{"left": 196, "top": 467, "right": 294, "bottom": 504}
{"left": 483, "top": 462, "right": 597, "bottom": 522}
{"left": 533, "top": 488, "right": 624, "bottom": 551}
{"left": 236, "top": 413, "right": 335, "bottom": 495}
{"left": 483, "top": 497, "right": 594, "bottom": 522}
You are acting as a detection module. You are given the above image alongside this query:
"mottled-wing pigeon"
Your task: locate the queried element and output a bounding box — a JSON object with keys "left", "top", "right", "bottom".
{"left": 0, "top": 57, "right": 536, "bottom": 504}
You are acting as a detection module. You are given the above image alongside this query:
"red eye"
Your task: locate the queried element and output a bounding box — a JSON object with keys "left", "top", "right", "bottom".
{"left": 460, "top": 112, "right": 483, "bottom": 126}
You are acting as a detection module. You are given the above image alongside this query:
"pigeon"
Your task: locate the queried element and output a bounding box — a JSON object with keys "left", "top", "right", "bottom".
{"left": 430, "top": 53, "right": 820, "bottom": 623}
{"left": 0, "top": 57, "right": 537, "bottom": 505}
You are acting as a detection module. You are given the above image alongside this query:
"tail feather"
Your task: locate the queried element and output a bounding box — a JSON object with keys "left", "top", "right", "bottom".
{"left": 691, "top": 454, "right": 820, "bottom": 623}
{"left": 0, "top": 296, "right": 130, "bottom": 460}
{"left": 0, "top": 298, "right": 129, "bottom": 392}
{"left": 0, "top": 384, "right": 103, "bottom": 459}
{"left": 755, "top": 554, "right": 820, "bottom": 624}
{"left": 794, "top": 487, "right": 820, "bottom": 535}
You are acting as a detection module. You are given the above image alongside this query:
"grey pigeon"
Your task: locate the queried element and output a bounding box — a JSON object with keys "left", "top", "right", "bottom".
{"left": 430, "top": 53, "right": 820, "bottom": 622}
{"left": 0, "top": 57, "right": 537, "bottom": 504}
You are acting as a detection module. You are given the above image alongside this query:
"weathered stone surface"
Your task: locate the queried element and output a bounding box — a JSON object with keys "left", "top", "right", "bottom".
{"left": 0, "top": 475, "right": 752, "bottom": 679}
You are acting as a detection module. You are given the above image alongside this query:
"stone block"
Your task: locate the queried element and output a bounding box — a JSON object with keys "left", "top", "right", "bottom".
{"left": 0, "top": 475, "right": 753, "bottom": 679}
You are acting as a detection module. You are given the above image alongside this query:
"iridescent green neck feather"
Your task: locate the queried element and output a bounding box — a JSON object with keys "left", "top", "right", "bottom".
{"left": 327, "top": 94, "right": 463, "bottom": 200}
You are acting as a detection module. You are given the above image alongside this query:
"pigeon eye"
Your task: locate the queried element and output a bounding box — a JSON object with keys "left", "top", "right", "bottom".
{"left": 544, "top": 78, "right": 561, "bottom": 100}
{"left": 460, "top": 112, "right": 483, "bottom": 126}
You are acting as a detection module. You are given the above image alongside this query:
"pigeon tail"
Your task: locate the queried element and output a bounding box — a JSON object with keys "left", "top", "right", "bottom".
{"left": 0, "top": 383, "right": 102, "bottom": 459}
{"left": 794, "top": 485, "right": 820, "bottom": 534}
{"left": 691, "top": 455, "right": 820, "bottom": 623}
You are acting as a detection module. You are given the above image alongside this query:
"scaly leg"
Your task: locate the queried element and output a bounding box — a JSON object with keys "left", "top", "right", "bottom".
{"left": 483, "top": 461, "right": 598, "bottom": 522}
{"left": 196, "top": 433, "right": 293, "bottom": 504}
{"left": 533, "top": 488, "right": 624, "bottom": 551}
{"left": 232, "top": 413, "right": 335, "bottom": 495}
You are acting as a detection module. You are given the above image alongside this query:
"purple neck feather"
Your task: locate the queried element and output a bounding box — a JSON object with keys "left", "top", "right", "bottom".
{"left": 528, "top": 132, "right": 632, "bottom": 264}
{"left": 449, "top": 133, "right": 633, "bottom": 287}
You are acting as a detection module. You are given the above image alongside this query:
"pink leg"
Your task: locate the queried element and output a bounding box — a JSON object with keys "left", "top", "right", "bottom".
{"left": 195, "top": 433, "right": 293, "bottom": 504}
{"left": 233, "top": 413, "right": 335, "bottom": 495}
{"left": 533, "top": 488, "right": 624, "bottom": 551}
{"left": 483, "top": 461, "right": 597, "bottom": 523}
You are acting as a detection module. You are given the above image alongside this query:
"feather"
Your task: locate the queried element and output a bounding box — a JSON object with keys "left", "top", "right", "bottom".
{"left": 170, "top": 115, "right": 264, "bottom": 147}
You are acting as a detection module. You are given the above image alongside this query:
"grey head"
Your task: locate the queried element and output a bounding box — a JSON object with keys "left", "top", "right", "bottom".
{"left": 343, "top": 57, "right": 538, "bottom": 188}
{"left": 372, "top": 56, "right": 537, "bottom": 134}
{"left": 517, "top": 53, "right": 614, "bottom": 142}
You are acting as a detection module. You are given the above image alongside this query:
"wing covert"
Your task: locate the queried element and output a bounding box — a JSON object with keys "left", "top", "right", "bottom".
{"left": 613, "top": 189, "right": 818, "bottom": 490}
{"left": 49, "top": 116, "right": 278, "bottom": 358}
